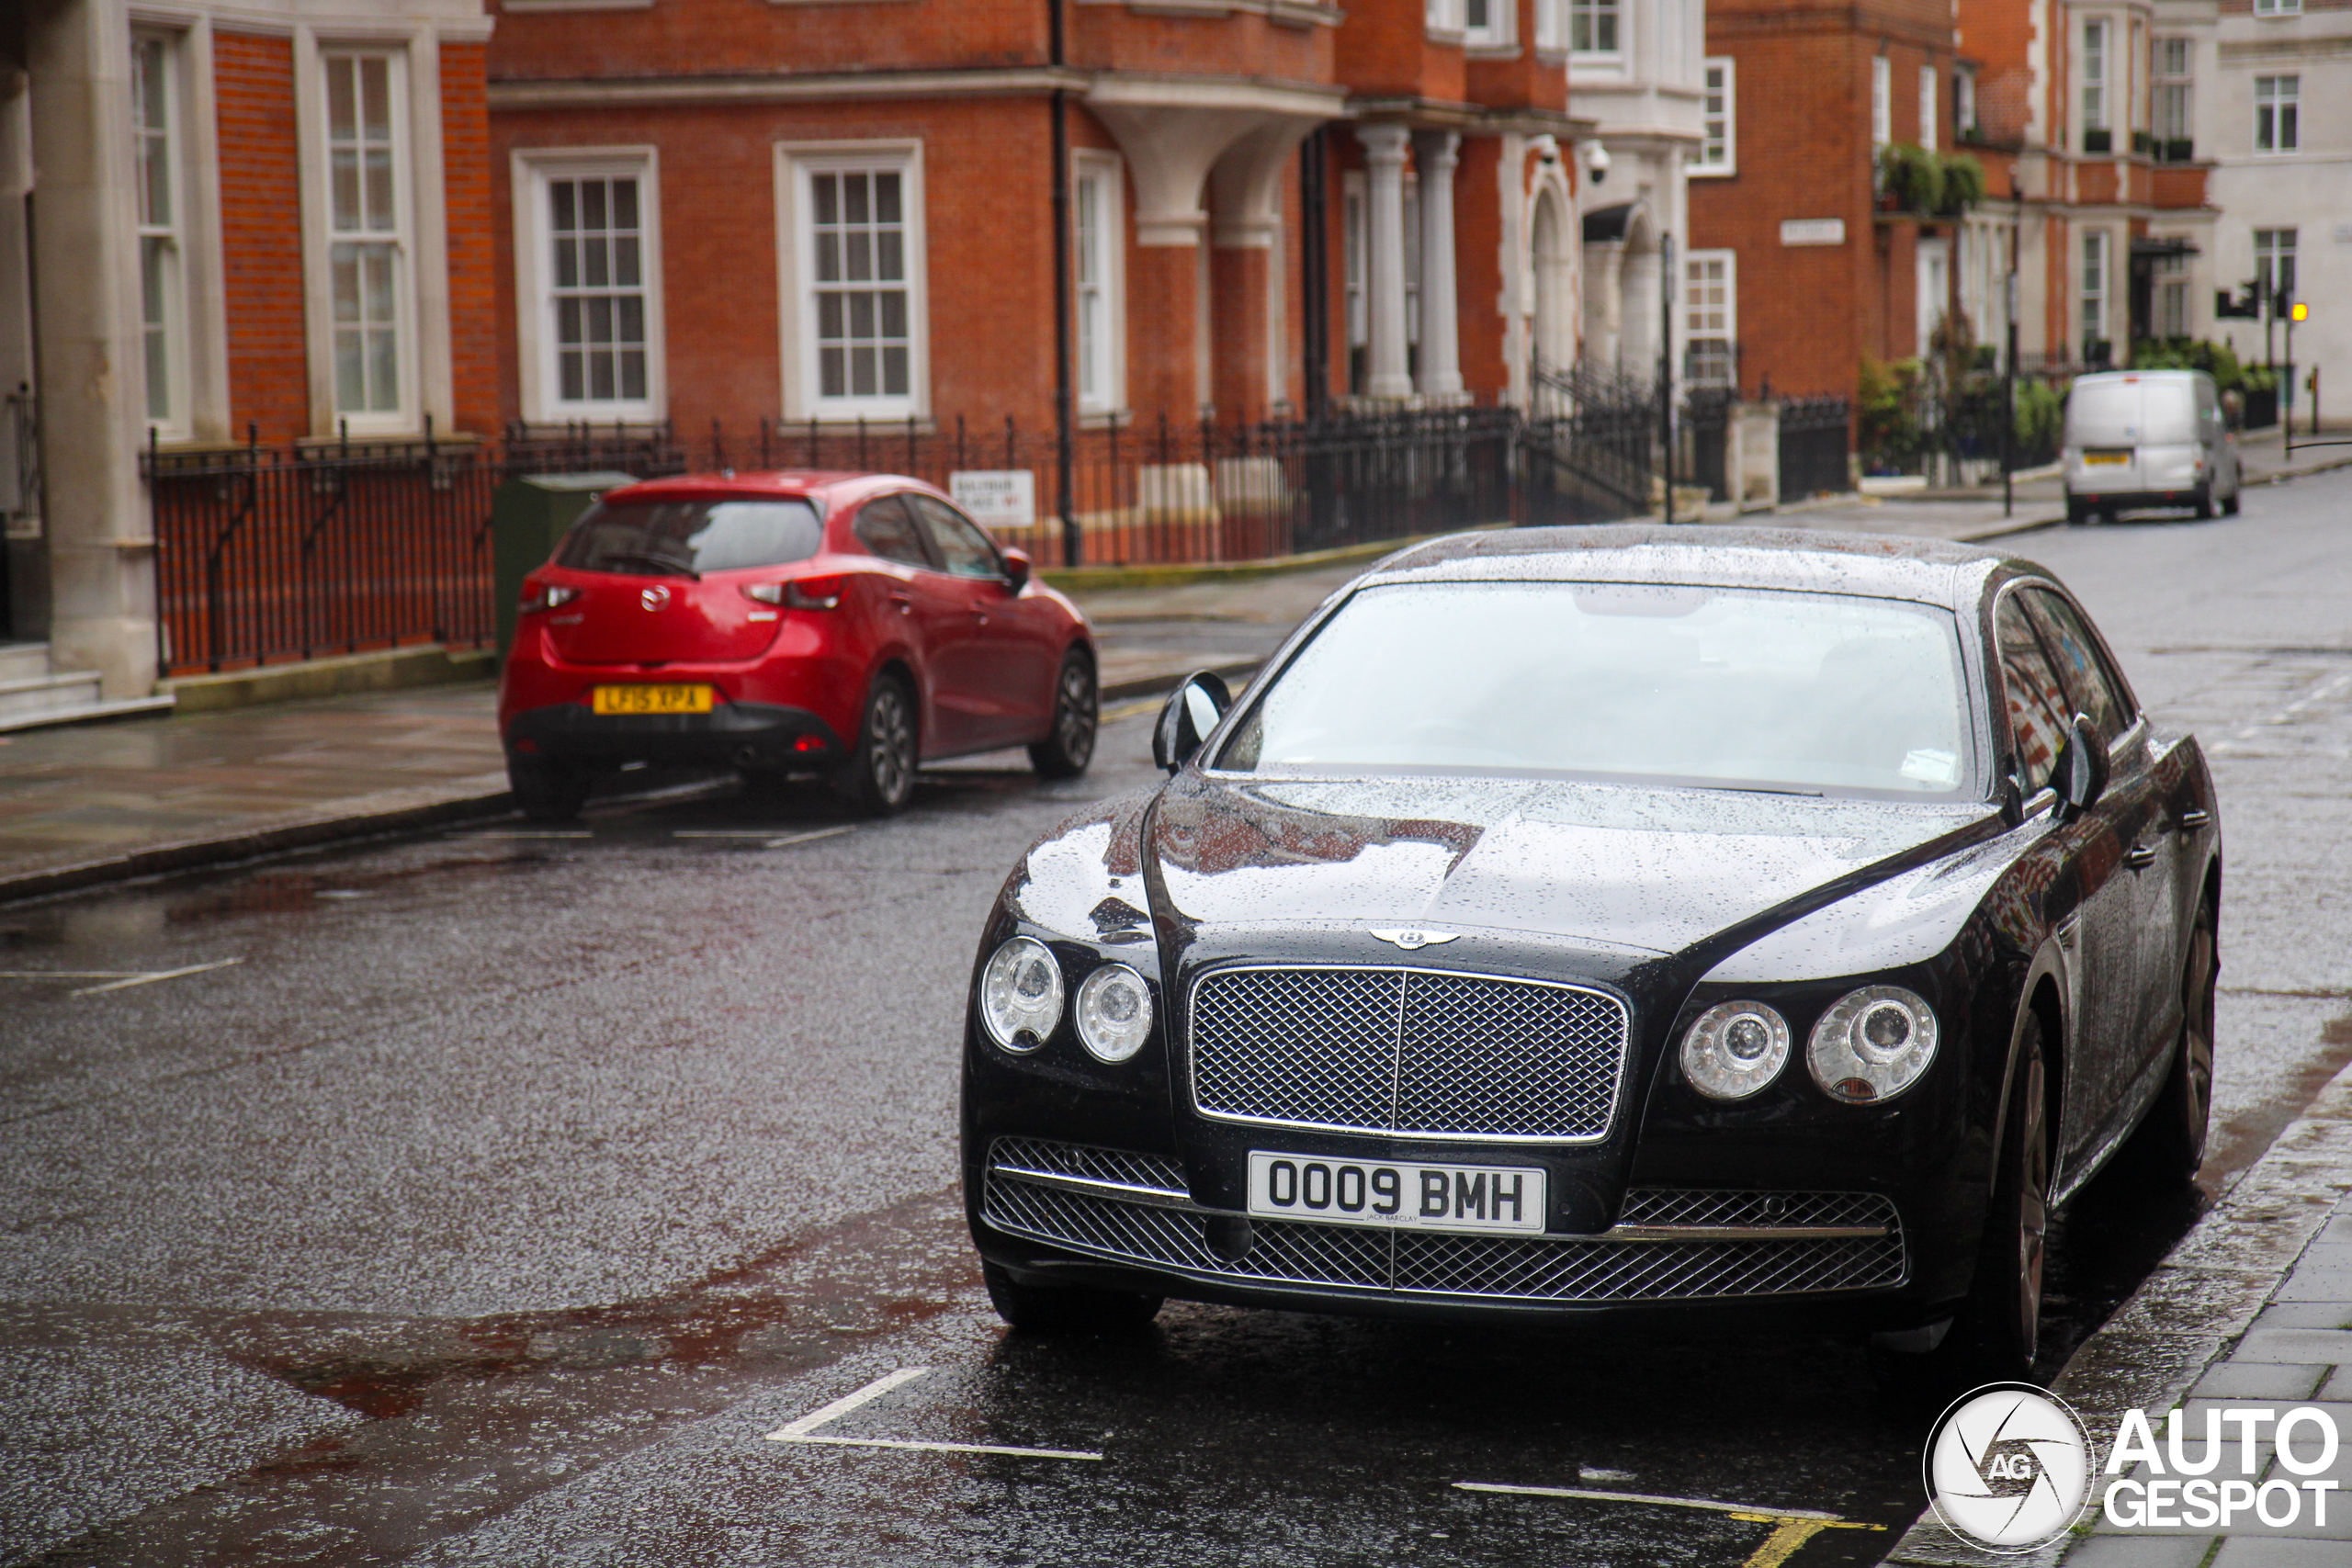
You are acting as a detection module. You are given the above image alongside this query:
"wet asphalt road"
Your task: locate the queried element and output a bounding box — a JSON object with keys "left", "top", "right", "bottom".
{"left": 4, "top": 471, "right": 2350, "bottom": 1568}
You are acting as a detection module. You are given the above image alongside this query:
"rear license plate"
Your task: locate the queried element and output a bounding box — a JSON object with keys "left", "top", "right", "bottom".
{"left": 591, "top": 683, "right": 715, "bottom": 716}
{"left": 2083, "top": 449, "right": 2131, "bottom": 467}
{"left": 1247, "top": 1151, "right": 1545, "bottom": 1235}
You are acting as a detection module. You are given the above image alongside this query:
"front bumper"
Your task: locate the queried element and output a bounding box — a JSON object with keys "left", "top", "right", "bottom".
{"left": 504, "top": 700, "right": 846, "bottom": 770}
{"left": 969, "top": 1134, "right": 1936, "bottom": 1331}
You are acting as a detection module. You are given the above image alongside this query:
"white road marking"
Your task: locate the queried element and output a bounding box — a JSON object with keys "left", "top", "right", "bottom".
{"left": 0, "top": 958, "right": 245, "bottom": 997}
{"left": 763, "top": 1366, "right": 1103, "bottom": 1461}
{"left": 765, "top": 827, "right": 855, "bottom": 850}
{"left": 1453, "top": 1482, "right": 1844, "bottom": 1522}
{"left": 466, "top": 829, "right": 592, "bottom": 840}
{"left": 671, "top": 829, "right": 782, "bottom": 839}
{"left": 2221, "top": 668, "right": 2352, "bottom": 744}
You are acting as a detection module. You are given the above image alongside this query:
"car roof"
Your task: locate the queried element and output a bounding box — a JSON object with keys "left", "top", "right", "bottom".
{"left": 600, "top": 470, "right": 937, "bottom": 509}
{"left": 1361, "top": 525, "right": 2034, "bottom": 613}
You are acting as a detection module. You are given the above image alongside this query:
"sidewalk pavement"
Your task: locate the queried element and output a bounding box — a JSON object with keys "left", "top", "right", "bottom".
{"left": 1883, "top": 1052, "right": 2352, "bottom": 1568}
{"left": 6, "top": 424, "right": 2349, "bottom": 908}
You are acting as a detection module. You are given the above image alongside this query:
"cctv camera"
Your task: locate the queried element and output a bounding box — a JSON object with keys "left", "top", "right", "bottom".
{"left": 1585, "top": 141, "right": 1611, "bottom": 183}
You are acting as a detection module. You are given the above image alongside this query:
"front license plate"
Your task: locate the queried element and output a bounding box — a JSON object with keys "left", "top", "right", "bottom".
{"left": 1247, "top": 1151, "right": 1545, "bottom": 1235}
{"left": 2083, "top": 449, "right": 2131, "bottom": 467}
{"left": 591, "top": 683, "right": 714, "bottom": 716}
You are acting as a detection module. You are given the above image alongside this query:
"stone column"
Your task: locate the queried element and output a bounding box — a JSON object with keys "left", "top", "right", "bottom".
{"left": 1412, "top": 130, "right": 1463, "bottom": 400}
{"left": 1354, "top": 123, "right": 1413, "bottom": 401}
{"left": 27, "top": 0, "right": 158, "bottom": 697}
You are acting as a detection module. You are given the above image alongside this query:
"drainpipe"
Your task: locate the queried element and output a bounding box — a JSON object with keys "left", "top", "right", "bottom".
{"left": 1049, "top": 0, "right": 1079, "bottom": 565}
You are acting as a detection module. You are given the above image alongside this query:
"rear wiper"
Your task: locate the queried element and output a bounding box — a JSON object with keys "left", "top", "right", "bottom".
{"left": 599, "top": 551, "right": 700, "bottom": 581}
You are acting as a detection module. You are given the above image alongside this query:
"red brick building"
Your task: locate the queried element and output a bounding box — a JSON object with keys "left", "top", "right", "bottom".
{"left": 482, "top": 0, "right": 1589, "bottom": 444}
{"left": 1687, "top": 0, "right": 1977, "bottom": 400}
{"left": 4, "top": 0, "right": 498, "bottom": 709}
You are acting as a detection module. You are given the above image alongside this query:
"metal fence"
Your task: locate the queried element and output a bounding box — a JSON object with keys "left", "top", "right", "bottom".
{"left": 146, "top": 399, "right": 1664, "bottom": 677}
{"left": 1778, "top": 397, "right": 1853, "bottom": 502}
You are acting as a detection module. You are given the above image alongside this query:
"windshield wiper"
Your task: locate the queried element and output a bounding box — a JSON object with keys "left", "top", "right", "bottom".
{"left": 598, "top": 551, "right": 700, "bottom": 581}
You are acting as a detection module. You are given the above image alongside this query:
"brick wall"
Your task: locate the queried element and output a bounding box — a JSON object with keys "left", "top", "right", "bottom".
{"left": 212, "top": 30, "right": 308, "bottom": 444}
{"left": 442, "top": 40, "right": 499, "bottom": 438}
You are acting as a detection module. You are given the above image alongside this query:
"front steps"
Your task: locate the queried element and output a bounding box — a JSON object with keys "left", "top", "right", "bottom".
{"left": 0, "top": 643, "right": 175, "bottom": 733}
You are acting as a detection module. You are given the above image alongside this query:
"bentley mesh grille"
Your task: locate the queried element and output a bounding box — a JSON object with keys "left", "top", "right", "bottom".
{"left": 982, "top": 1152, "right": 1905, "bottom": 1303}
{"left": 1189, "top": 967, "right": 1629, "bottom": 1141}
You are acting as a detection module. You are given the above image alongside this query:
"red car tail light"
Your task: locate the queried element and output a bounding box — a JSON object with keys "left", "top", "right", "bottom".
{"left": 519, "top": 582, "right": 578, "bottom": 614}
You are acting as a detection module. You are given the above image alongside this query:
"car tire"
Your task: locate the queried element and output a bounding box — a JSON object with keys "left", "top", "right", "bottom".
{"left": 1951, "top": 1011, "right": 2053, "bottom": 1383}
{"left": 2193, "top": 483, "right": 2215, "bottom": 521}
{"left": 1028, "top": 649, "right": 1099, "bottom": 781}
{"left": 837, "top": 672, "right": 919, "bottom": 818}
{"left": 982, "top": 1260, "right": 1161, "bottom": 1334}
{"left": 509, "top": 758, "right": 591, "bottom": 823}
{"left": 2065, "top": 495, "right": 2087, "bottom": 526}
{"left": 2130, "top": 897, "right": 2218, "bottom": 1186}
{"left": 2222, "top": 484, "right": 2242, "bottom": 516}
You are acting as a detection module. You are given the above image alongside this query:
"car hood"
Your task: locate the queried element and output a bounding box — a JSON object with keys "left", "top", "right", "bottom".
{"left": 1144, "top": 773, "right": 1992, "bottom": 960}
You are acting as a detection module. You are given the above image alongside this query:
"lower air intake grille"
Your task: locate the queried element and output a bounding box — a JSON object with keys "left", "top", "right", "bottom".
{"left": 982, "top": 1142, "right": 1905, "bottom": 1304}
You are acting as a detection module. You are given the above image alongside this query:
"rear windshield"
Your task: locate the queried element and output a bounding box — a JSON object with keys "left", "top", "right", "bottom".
{"left": 556, "top": 499, "right": 825, "bottom": 577}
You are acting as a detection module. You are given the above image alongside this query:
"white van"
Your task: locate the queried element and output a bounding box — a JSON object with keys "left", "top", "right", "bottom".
{"left": 2063, "top": 368, "right": 2240, "bottom": 523}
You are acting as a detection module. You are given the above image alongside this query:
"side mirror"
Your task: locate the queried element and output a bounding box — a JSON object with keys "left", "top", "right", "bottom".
{"left": 2052, "top": 715, "right": 2110, "bottom": 822}
{"left": 1000, "top": 547, "right": 1032, "bottom": 590}
{"left": 1153, "top": 671, "right": 1232, "bottom": 774}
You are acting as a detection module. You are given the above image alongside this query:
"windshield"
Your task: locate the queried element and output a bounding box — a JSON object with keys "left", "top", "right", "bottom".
{"left": 556, "top": 498, "right": 826, "bottom": 577}
{"left": 1216, "top": 581, "right": 1974, "bottom": 798}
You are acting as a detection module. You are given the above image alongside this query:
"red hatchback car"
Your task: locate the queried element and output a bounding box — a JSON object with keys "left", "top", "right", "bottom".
{"left": 499, "top": 470, "right": 1098, "bottom": 819}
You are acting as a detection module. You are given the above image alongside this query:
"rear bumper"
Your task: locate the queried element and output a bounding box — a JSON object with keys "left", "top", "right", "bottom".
{"left": 2069, "top": 485, "right": 2205, "bottom": 507}
{"left": 504, "top": 700, "right": 846, "bottom": 770}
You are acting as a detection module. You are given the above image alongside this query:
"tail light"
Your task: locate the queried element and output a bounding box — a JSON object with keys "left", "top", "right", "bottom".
{"left": 744, "top": 576, "right": 843, "bottom": 610}
{"left": 519, "top": 582, "right": 578, "bottom": 614}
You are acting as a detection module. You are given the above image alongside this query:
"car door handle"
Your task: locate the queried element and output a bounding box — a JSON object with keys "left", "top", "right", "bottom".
{"left": 2126, "top": 841, "right": 2159, "bottom": 869}
{"left": 972, "top": 609, "right": 989, "bottom": 626}
{"left": 2178, "top": 807, "right": 2211, "bottom": 831}
{"left": 888, "top": 592, "right": 912, "bottom": 614}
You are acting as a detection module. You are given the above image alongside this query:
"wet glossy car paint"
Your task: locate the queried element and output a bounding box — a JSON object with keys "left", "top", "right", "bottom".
{"left": 961, "top": 526, "right": 2223, "bottom": 1334}
{"left": 498, "top": 470, "right": 1092, "bottom": 775}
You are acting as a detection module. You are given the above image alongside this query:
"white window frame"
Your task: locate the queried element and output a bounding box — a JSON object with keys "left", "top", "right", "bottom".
{"left": 1071, "top": 149, "right": 1125, "bottom": 417}
{"left": 2255, "top": 74, "right": 2299, "bottom": 154}
{"left": 774, "top": 141, "right": 929, "bottom": 423}
{"left": 2081, "top": 229, "right": 2109, "bottom": 355}
{"left": 1694, "top": 58, "right": 1736, "bottom": 175}
{"left": 1957, "top": 67, "right": 1978, "bottom": 140}
{"left": 1919, "top": 62, "right": 1939, "bottom": 152}
{"left": 297, "top": 32, "right": 453, "bottom": 440}
{"left": 2254, "top": 0, "right": 2301, "bottom": 16}
{"left": 1569, "top": 0, "right": 1621, "bottom": 62}
{"left": 2082, "top": 19, "right": 2109, "bottom": 134}
{"left": 513, "top": 148, "right": 665, "bottom": 425}
{"left": 2256, "top": 228, "right": 2298, "bottom": 310}
{"left": 133, "top": 30, "right": 191, "bottom": 440}
{"left": 315, "top": 48, "right": 416, "bottom": 434}
{"left": 1459, "top": 0, "right": 1512, "bottom": 50}
{"left": 1871, "top": 56, "right": 1892, "bottom": 152}
{"left": 1683, "top": 249, "right": 1736, "bottom": 387}
{"left": 2153, "top": 39, "right": 2190, "bottom": 147}
{"left": 2153, "top": 254, "right": 2189, "bottom": 339}
{"left": 1342, "top": 174, "right": 1367, "bottom": 393}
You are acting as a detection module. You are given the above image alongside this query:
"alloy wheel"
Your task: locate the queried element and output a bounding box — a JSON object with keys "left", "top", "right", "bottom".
{"left": 869, "top": 682, "right": 915, "bottom": 807}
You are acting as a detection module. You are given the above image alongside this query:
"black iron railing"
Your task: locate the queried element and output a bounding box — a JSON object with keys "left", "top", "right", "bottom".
{"left": 1778, "top": 397, "right": 1854, "bottom": 503}
{"left": 145, "top": 400, "right": 1665, "bottom": 676}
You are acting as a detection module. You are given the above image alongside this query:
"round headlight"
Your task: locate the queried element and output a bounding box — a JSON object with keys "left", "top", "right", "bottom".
{"left": 1075, "top": 964, "right": 1154, "bottom": 1063}
{"left": 979, "top": 936, "right": 1064, "bottom": 1052}
{"left": 1679, "top": 1000, "right": 1792, "bottom": 1100}
{"left": 1808, "top": 985, "right": 1939, "bottom": 1103}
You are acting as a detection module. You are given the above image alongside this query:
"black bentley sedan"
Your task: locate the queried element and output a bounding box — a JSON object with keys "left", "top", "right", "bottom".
{"left": 960, "top": 527, "right": 2220, "bottom": 1379}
